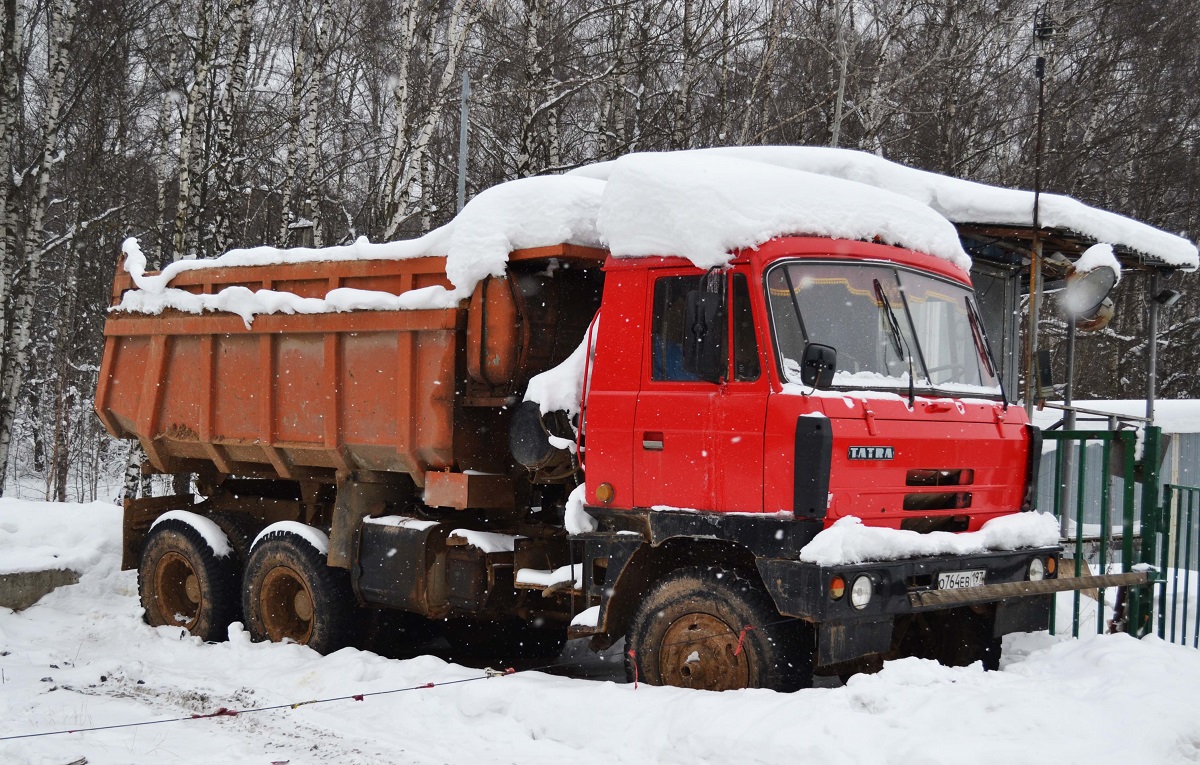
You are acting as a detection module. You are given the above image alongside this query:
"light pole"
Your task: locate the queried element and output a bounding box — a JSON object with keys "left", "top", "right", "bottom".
{"left": 457, "top": 72, "right": 470, "bottom": 214}
{"left": 1025, "top": 6, "right": 1055, "bottom": 417}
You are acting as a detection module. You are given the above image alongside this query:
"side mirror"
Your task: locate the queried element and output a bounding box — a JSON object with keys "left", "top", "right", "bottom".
{"left": 683, "top": 289, "right": 725, "bottom": 383}
{"left": 801, "top": 343, "right": 837, "bottom": 388}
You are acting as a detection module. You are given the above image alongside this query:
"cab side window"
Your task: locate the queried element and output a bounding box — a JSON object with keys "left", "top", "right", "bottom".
{"left": 651, "top": 272, "right": 758, "bottom": 383}
{"left": 651, "top": 276, "right": 702, "bottom": 381}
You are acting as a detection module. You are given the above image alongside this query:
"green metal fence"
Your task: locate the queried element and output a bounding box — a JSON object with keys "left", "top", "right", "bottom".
{"left": 1036, "top": 431, "right": 1137, "bottom": 642}
{"left": 1038, "top": 426, "right": 1162, "bottom": 638}
{"left": 1158, "top": 484, "right": 1200, "bottom": 647}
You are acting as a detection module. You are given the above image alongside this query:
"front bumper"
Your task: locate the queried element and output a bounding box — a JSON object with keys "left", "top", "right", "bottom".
{"left": 758, "top": 547, "right": 1155, "bottom": 666}
{"left": 757, "top": 546, "right": 1068, "bottom": 622}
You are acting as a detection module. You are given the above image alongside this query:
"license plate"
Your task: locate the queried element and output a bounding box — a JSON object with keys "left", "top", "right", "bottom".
{"left": 938, "top": 569, "right": 986, "bottom": 590}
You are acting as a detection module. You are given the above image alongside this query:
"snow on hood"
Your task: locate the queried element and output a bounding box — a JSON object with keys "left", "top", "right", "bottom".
{"left": 799, "top": 511, "right": 1061, "bottom": 566}
{"left": 574, "top": 146, "right": 1198, "bottom": 269}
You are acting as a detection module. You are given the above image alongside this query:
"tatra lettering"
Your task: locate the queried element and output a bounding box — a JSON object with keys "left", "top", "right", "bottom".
{"left": 848, "top": 446, "right": 894, "bottom": 460}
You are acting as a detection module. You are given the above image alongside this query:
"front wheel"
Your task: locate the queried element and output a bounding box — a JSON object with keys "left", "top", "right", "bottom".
{"left": 242, "top": 529, "right": 352, "bottom": 654}
{"left": 625, "top": 566, "right": 813, "bottom": 692}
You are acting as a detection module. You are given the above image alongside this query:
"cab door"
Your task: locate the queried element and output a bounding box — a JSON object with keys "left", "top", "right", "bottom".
{"left": 632, "top": 269, "right": 767, "bottom": 512}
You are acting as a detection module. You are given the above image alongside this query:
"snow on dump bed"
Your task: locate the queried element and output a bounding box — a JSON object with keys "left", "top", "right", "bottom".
{"left": 115, "top": 152, "right": 969, "bottom": 325}
{"left": 117, "top": 175, "right": 605, "bottom": 325}
{"left": 799, "top": 511, "right": 1061, "bottom": 566}
{"left": 574, "top": 147, "right": 1199, "bottom": 268}
{"left": 116, "top": 148, "right": 1196, "bottom": 325}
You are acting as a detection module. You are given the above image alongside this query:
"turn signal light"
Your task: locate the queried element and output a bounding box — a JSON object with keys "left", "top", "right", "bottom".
{"left": 829, "top": 575, "right": 846, "bottom": 600}
{"left": 1046, "top": 556, "right": 1057, "bottom": 576}
{"left": 596, "top": 483, "right": 614, "bottom": 504}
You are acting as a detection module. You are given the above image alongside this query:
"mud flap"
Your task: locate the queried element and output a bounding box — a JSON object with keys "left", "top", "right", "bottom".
{"left": 818, "top": 617, "right": 894, "bottom": 667}
{"left": 993, "top": 595, "right": 1052, "bottom": 637}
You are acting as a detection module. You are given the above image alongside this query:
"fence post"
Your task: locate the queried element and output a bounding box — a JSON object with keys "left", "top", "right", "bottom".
{"left": 1131, "top": 426, "right": 1163, "bottom": 637}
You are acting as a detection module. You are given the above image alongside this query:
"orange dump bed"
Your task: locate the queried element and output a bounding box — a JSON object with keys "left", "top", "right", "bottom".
{"left": 96, "top": 244, "right": 606, "bottom": 488}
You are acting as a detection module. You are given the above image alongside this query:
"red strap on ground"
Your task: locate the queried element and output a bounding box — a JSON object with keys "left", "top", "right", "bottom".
{"left": 627, "top": 649, "right": 638, "bottom": 689}
{"left": 733, "top": 625, "right": 755, "bottom": 656}
{"left": 192, "top": 707, "right": 239, "bottom": 719}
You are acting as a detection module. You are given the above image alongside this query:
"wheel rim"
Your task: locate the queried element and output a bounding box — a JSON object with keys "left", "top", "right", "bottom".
{"left": 259, "top": 565, "right": 315, "bottom": 644}
{"left": 153, "top": 551, "right": 202, "bottom": 630}
{"left": 658, "top": 613, "right": 750, "bottom": 691}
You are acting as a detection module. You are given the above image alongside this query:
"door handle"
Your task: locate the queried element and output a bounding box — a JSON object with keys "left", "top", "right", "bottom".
{"left": 642, "top": 432, "right": 664, "bottom": 451}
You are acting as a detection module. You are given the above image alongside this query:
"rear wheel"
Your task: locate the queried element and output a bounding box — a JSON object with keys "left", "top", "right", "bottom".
{"left": 242, "top": 530, "right": 351, "bottom": 654}
{"left": 139, "top": 518, "right": 239, "bottom": 641}
{"left": 625, "top": 566, "right": 813, "bottom": 692}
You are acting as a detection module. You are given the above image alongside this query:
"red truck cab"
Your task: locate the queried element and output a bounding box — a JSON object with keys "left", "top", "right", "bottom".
{"left": 584, "top": 236, "right": 1035, "bottom": 530}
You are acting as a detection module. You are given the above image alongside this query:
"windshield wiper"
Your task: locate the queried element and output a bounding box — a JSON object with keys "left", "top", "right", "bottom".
{"left": 874, "top": 279, "right": 916, "bottom": 408}
{"left": 966, "top": 296, "right": 1007, "bottom": 408}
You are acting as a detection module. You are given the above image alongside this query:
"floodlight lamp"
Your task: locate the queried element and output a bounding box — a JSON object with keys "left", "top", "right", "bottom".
{"left": 1062, "top": 265, "right": 1118, "bottom": 321}
{"left": 1154, "top": 289, "right": 1182, "bottom": 308}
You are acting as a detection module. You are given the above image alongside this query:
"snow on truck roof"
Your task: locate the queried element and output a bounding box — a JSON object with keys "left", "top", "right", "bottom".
{"left": 118, "top": 148, "right": 1197, "bottom": 324}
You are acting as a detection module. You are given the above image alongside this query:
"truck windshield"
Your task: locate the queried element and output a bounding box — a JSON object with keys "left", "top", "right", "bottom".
{"left": 766, "top": 261, "right": 1002, "bottom": 396}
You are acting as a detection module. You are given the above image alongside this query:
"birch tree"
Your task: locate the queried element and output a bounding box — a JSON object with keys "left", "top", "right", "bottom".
{"left": 381, "top": 0, "right": 475, "bottom": 237}
{"left": 0, "top": 0, "right": 77, "bottom": 492}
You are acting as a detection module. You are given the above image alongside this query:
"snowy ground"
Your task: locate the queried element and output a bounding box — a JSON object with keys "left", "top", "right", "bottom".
{"left": 3, "top": 500, "right": 1200, "bottom": 764}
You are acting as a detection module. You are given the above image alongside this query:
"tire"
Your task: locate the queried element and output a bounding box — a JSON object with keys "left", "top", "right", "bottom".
{"left": 206, "top": 511, "right": 256, "bottom": 570}
{"left": 139, "top": 518, "right": 240, "bottom": 642}
{"left": 242, "top": 530, "right": 352, "bottom": 654}
{"left": 443, "top": 616, "right": 568, "bottom": 662}
{"left": 625, "top": 566, "right": 813, "bottom": 692}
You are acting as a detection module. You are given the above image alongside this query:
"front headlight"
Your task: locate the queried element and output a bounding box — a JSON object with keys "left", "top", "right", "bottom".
{"left": 1028, "top": 557, "right": 1045, "bottom": 582}
{"left": 850, "top": 575, "right": 874, "bottom": 609}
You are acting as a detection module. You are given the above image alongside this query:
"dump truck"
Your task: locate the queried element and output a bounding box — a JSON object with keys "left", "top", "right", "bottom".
{"left": 96, "top": 231, "right": 1149, "bottom": 691}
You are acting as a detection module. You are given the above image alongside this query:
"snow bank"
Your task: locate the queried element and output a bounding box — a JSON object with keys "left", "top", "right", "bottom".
{"left": 575, "top": 146, "right": 1199, "bottom": 268}
{"left": 0, "top": 499, "right": 120, "bottom": 575}
{"left": 799, "top": 511, "right": 1060, "bottom": 566}
{"left": 5, "top": 500, "right": 1200, "bottom": 764}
